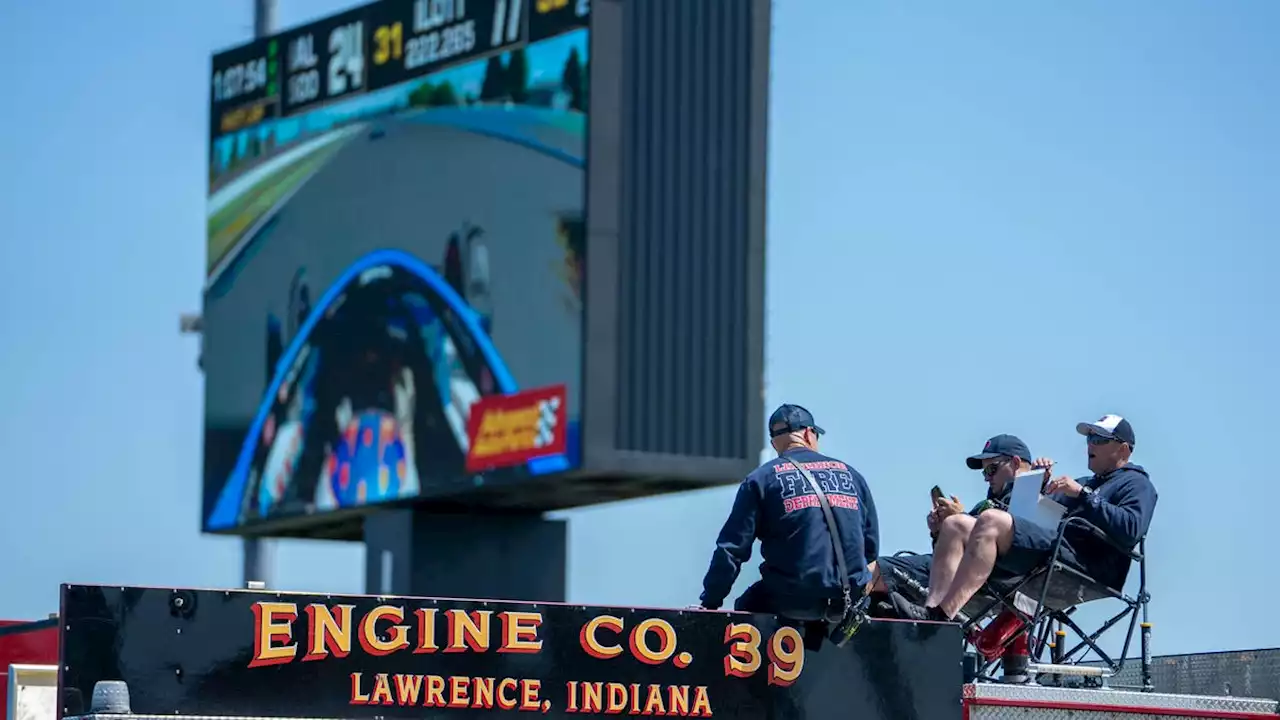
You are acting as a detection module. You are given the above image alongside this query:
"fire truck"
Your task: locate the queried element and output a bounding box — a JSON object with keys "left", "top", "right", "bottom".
{"left": 1, "top": 584, "right": 1271, "bottom": 720}
{"left": 1, "top": 618, "right": 57, "bottom": 720}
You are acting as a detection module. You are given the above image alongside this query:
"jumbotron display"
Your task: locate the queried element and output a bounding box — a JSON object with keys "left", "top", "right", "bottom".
{"left": 203, "top": 0, "right": 589, "bottom": 533}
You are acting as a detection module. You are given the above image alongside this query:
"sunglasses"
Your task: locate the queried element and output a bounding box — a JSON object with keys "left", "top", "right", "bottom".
{"left": 1086, "top": 434, "right": 1120, "bottom": 446}
{"left": 982, "top": 459, "right": 1008, "bottom": 477}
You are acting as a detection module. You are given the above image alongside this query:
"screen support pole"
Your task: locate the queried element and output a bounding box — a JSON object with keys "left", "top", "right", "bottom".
{"left": 253, "top": 0, "right": 277, "bottom": 39}
{"left": 242, "top": 0, "right": 279, "bottom": 591}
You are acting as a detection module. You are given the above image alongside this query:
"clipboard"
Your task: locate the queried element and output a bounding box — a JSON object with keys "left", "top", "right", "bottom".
{"left": 1008, "top": 468, "right": 1067, "bottom": 532}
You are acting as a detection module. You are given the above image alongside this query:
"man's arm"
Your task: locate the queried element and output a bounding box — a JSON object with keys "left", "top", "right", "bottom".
{"left": 1078, "top": 477, "right": 1158, "bottom": 548}
{"left": 699, "top": 479, "right": 761, "bottom": 610}
{"left": 858, "top": 472, "right": 880, "bottom": 565}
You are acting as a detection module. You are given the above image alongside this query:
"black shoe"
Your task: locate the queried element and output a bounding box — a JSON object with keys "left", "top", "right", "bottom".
{"left": 889, "top": 592, "right": 948, "bottom": 622}
{"left": 868, "top": 599, "right": 897, "bottom": 619}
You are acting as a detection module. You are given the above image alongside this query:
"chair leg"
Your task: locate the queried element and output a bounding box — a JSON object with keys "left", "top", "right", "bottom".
{"left": 1057, "top": 600, "right": 1142, "bottom": 676}
{"left": 1057, "top": 609, "right": 1124, "bottom": 668}
{"left": 1140, "top": 596, "right": 1154, "bottom": 692}
{"left": 1034, "top": 618, "right": 1054, "bottom": 660}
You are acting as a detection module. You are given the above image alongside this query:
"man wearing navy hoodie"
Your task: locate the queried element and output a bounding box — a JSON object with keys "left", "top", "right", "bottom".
{"left": 694, "top": 404, "right": 879, "bottom": 622}
{"left": 897, "top": 414, "right": 1157, "bottom": 622}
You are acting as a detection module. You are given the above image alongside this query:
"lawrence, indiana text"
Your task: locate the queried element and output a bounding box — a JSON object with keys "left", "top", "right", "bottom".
{"left": 248, "top": 601, "right": 807, "bottom": 716}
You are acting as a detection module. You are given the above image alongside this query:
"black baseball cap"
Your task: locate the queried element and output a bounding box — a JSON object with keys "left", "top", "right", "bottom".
{"left": 966, "top": 434, "right": 1032, "bottom": 470}
{"left": 1076, "top": 414, "right": 1136, "bottom": 447}
{"left": 768, "top": 404, "right": 825, "bottom": 438}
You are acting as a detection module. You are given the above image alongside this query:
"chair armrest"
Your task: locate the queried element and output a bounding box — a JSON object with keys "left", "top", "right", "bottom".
{"left": 1057, "top": 516, "right": 1143, "bottom": 563}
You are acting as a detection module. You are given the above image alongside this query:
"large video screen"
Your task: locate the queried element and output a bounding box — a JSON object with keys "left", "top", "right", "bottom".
{"left": 203, "top": 0, "right": 589, "bottom": 533}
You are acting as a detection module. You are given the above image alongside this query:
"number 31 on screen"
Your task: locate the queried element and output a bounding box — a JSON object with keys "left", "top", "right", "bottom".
{"left": 723, "top": 623, "right": 805, "bottom": 687}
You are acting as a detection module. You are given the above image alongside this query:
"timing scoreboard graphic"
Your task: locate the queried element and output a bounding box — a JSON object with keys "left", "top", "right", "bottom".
{"left": 210, "top": 0, "right": 589, "bottom": 138}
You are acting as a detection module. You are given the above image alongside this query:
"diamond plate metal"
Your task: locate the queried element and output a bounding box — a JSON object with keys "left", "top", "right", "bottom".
{"left": 970, "top": 707, "right": 1261, "bottom": 720}
{"left": 965, "top": 683, "right": 1279, "bottom": 717}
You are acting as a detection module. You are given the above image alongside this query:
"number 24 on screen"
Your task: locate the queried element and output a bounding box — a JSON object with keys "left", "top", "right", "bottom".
{"left": 724, "top": 624, "right": 805, "bottom": 686}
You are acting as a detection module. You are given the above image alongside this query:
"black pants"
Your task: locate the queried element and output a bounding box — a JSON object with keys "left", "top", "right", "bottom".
{"left": 874, "top": 552, "right": 933, "bottom": 602}
{"left": 735, "top": 582, "right": 831, "bottom": 652}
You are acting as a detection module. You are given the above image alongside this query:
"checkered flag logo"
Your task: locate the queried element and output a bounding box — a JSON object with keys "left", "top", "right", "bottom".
{"left": 533, "top": 396, "right": 561, "bottom": 448}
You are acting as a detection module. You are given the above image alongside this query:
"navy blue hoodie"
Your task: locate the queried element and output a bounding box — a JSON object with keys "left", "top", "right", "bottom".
{"left": 699, "top": 448, "right": 879, "bottom": 610}
{"left": 1049, "top": 463, "right": 1157, "bottom": 588}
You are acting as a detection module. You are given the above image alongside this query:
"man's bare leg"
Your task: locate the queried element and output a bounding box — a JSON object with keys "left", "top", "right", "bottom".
{"left": 924, "top": 514, "right": 976, "bottom": 607}
{"left": 868, "top": 561, "right": 887, "bottom": 594}
{"left": 938, "top": 510, "right": 1016, "bottom": 618}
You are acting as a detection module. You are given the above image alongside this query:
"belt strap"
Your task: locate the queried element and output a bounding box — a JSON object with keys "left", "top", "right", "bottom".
{"left": 787, "top": 457, "right": 854, "bottom": 606}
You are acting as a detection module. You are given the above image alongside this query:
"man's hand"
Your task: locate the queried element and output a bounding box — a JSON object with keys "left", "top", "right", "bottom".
{"left": 934, "top": 495, "right": 965, "bottom": 518}
{"left": 1044, "top": 475, "right": 1084, "bottom": 497}
{"left": 1032, "top": 457, "right": 1055, "bottom": 470}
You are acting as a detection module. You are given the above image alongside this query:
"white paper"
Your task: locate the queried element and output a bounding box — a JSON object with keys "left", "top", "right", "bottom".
{"left": 1008, "top": 468, "right": 1066, "bottom": 532}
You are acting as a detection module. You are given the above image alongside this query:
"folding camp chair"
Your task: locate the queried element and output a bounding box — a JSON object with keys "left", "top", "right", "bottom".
{"left": 958, "top": 517, "right": 1153, "bottom": 690}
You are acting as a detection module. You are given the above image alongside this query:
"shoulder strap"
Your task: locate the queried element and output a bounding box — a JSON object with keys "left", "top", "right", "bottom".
{"left": 787, "top": 456, "right": 853, "bottom": 599}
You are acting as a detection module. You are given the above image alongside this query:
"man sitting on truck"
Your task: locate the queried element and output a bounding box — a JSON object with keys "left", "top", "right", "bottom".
{"left": 693, "top": 404, "right": 879, "bottom": 626}
{"left": 867, "top": 434, "right": 1034, "bottom": 615}
{"left": 895, "top": 414, "right": 1158, "bottom": 623}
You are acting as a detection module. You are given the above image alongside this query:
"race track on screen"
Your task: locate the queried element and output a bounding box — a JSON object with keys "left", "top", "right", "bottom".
{"left": 203, "top": 109, "right": 584, "bottom": 520}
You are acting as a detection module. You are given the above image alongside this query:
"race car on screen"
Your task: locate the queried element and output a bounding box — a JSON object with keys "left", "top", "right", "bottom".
{"left": 237, "top": 254, "right": 509, "bottom": 524}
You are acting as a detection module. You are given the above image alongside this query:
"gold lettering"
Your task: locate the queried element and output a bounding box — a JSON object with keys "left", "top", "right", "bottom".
{"left": 668, "top": 685, "right": 690, "bottom": 715}
{"left": 393, "top": 674, "right": 423, "bottom": 705}
{"left": 358, "top": 606, "right": 410, "bottom": 655}
{"left": 445, "top": 610, "right": 493, "bottom": 652}
{"left": 691, "top": 686, "right": 713, "bottom": 717}
{"left": 644, "top": 684, "right": 666, "bottom": 715}
{"left": 248, "top": 602, "right": 298, "bottom": 667}
{"left": 425, "top": 675, "right": 446, "bottom": 706}
{"left": 520, "top": 679, "right": 542, "bottom": 711}
{"left": 473, "top": 677, "right": 495, "bottom": 709}
{"left": 303, "top": 604, "right": 355, "bottom": 661}
{"left": 349, "top": 672, "right": 369, "bottom": 704}
{"left": 370, "top": 673, "right": 393, "bottom": 705}
{"left": 499, "top": 611, "right": 543, "bottom": 653}
{"left": 497, "top": 678, "right": 519, "bottom": 710}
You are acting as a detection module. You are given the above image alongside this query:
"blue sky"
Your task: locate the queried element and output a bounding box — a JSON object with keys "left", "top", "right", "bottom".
{"left": 1, "top": 0, "right": 1277, "bottom": 659}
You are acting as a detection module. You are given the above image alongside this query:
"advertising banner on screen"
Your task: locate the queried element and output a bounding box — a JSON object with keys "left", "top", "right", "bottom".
{"left": 465, "top": 384, "right": 568, "bottom": 474}
{"left": 202, "top": 0, "right": 589, "bottom": 532}
{"left": 59, "top": 586, "right": 963, "bottom": 720}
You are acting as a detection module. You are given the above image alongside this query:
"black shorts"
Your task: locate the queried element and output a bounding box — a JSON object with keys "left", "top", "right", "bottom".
{"left": 875, "top": 553, "right": 932, "bottom": 602}
{"left": 993, "top": 517, "right": 1083, "bottom": 580}
{"left": 734, "top": 581, "right": 828, "bottom": 615}
{"left": 733, "top": 582, "right": 831, "bottom": 652}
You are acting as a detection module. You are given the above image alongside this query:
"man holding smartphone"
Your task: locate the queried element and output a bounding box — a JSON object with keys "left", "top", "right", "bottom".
{"left": 868, "top": 434, "right": 1034, "bottom": 614}
{"left": 894, "top": 414, "right": 1158, "bottom": 625}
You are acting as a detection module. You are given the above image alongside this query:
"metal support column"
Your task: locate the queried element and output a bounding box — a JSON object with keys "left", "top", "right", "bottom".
{"left": 253, "top": 0, "right": 277, "bottom": 39}
{"left": 242, "top": 0, "right": 279, "bottom": 590}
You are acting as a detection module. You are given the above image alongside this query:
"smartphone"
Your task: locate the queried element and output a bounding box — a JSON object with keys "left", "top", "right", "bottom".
{"left": 930, "top": 485, "right": 945, "bottom": 503}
